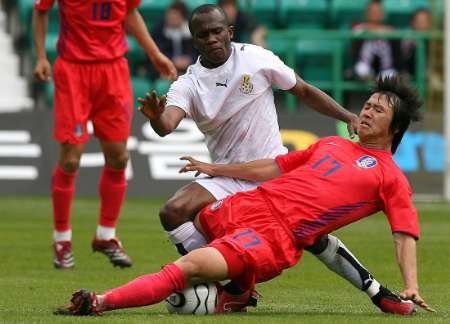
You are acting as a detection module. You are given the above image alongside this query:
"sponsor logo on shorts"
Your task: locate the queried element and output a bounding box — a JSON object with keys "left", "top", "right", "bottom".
{"left": 75, "top": 123, "right": 83, "bottom": 138}
{"left": 356, "top": 155, "right": 377, "bottom": 169}
{"left": 210, "top": 199, "right": 223, "bottom": 211}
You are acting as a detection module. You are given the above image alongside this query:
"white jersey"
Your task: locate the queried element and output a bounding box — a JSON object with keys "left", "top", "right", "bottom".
{"left": 166, "top": 42, "right": 296, "bottom": 164}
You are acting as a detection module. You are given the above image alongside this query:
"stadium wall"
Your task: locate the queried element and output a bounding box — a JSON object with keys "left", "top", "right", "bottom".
{"left": 0, "top": 109, "right": 444, "bottom": 197}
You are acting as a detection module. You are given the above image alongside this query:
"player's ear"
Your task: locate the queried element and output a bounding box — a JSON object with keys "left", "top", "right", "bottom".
{"left": 228, "top": 25, "right": 234, "bottom": 40}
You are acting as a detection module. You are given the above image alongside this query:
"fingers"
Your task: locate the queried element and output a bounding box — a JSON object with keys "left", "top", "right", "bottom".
{"left": 412, "top": 296, "right": 436, "bottom": 313}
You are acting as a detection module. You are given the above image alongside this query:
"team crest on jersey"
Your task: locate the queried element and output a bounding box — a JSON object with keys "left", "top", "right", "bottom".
{"left": 210, "top": 199, "right": 223, "bottom": 211}
{"left": 239, "top": 74, "right": 253, "bottom": 94}
{"left": 356, "top": 155, "right": 378, "bottom": 169}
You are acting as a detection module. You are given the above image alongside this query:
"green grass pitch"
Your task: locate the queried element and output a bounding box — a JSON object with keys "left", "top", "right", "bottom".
{"left": 0, "top": 197, "right": 449, "bottom": 323}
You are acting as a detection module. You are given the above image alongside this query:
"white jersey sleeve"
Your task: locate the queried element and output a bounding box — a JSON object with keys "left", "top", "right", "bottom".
{"left": 165, "top": 74, "right": 195, "bottom": 117}
{"left": 259, "top": 48, "right": 296, "bottom": 90}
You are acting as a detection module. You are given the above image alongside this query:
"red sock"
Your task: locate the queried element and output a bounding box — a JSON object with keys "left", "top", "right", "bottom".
{"left": 104, "top": 263, "right": 186, "bottom": 309}
{"left": 51, "top": 165, "right": 77, "bottom": 232}
{"left": 99, "top": 166, "right": 127, "bottom": 228}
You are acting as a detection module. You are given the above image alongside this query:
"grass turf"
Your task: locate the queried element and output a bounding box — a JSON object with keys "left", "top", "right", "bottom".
{"left": 0, "top": 197, "right": 449, "bottom": 323}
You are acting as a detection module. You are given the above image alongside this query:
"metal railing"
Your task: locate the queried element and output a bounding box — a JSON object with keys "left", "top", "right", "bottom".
{"left": 267, "top": 30, "right": 443, "bottom": 111}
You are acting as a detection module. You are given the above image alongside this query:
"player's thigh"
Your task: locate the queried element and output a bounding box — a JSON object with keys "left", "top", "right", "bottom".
{"left": 53, "top": 58, "right": 92, "bottom": 144}
{"left": 91, "top": 58, "right": 133, "bottom": 142}
{"left": 175, "top": 247, "right": 229, "bottom": 285}
{"left": 160, "top": 182, "right": 216, "bottom": 230}
{"left": 99, "top": 140, "right": 128, "bottom": 169}
{"left": 195, "top": 176, "right": 260, "bottom": 201}
{"left": 208, "top": 227, "right": 295, "bottom": 291}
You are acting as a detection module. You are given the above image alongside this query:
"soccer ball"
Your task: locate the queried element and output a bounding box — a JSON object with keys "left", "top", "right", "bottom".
{"left": 165, "top": 283, "right": 218, "bottom": 315}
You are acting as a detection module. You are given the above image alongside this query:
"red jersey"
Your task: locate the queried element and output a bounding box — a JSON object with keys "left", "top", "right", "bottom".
{"left": 35, "top": 0, "right": 141, "bottom": 62}
{"left": 257, "top": 136, "right": 419, "bottom": 247}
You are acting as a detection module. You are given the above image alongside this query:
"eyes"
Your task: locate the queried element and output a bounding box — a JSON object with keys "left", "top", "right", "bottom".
{"left": 363, "top": 103, "right": 384, "bottom": 114}
{"left": 196, "top": 27, "right": 225, "bottom": 39}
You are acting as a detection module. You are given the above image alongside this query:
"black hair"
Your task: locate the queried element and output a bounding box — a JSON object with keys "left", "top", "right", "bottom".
{"left": 218, "top": 0, "right": 238, "bottom": 7}
{"left": 168, "top": 1, "right": 189, "bottom": 19}
{"left": 371, "top": 75, "right": 422, "bottom": 154}
{"left": 188, "top": 4, "right": 229, "bottom": 34}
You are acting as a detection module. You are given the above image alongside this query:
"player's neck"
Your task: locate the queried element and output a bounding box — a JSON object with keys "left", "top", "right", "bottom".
{"left": 358, "top": 140, "right": 391, "bottom": 152}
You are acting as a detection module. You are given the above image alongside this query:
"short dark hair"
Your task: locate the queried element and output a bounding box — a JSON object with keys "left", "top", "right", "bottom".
{"left": 371, "top": 75, "right": 422, "bottom": 154}
{"left": 168, "top": 1, "right": 189, "bottom": 19}
{"left": 188, "top": 4, "right": 228, "bottom": 34}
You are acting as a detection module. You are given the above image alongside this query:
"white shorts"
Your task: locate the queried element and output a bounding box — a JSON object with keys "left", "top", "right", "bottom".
{"left": 194, "top": 176, "right": 261, "bottom": 200}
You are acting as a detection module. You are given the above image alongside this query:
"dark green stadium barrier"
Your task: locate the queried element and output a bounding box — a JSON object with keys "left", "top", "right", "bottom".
{"left": 267, "top": 29, "right": 442, "bottom": 111}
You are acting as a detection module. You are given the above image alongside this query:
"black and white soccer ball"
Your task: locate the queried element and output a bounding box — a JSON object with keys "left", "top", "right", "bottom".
{"left": 165, "top": 283, "right": 218, "bottom": 315}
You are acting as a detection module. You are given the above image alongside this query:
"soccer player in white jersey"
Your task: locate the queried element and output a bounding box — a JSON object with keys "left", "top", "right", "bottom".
{"left": 138, "top": 4, "right": 410, "bottom": 314}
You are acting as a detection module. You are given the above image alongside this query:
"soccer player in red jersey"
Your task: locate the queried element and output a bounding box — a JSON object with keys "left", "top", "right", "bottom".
{"left": 32, "top": 0, "right": 177, "bottom": 269}
{"left": 63, "top": 77, "right": 435, "bottom": 315}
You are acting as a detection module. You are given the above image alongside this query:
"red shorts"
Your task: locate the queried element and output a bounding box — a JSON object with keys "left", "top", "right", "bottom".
{"left": 53, "top": 57, "right": 133, "bottom": 144}
{"left": 198, "top": 190, "right": 302, "bottom": 291}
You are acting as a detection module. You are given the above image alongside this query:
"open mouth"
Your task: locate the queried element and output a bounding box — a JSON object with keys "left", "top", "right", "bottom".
{"left": 360, "top": 121, "right": 371, "bottom": 128}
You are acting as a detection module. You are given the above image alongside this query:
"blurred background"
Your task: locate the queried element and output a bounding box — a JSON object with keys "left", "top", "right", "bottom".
{"left": 0, "top": 0, "right": 446, "bottom": 199}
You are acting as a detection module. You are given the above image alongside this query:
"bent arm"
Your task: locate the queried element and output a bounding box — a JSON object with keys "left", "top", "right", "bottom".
{"left": 180, "top": 157, "right": 281, "bottom": 182}
{"left": 125, "top": 8, "right": 163, "bottom": 63}
{"left": 289, "top": 75, "right": 358, "bottom": 133}
{"left": 150, "top": 105, "right": 186, "bottom": 137}
{"left": 126, "top": 8, "right": 176, "bottom": 79}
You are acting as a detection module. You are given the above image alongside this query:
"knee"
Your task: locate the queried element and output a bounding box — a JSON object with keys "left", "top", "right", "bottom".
{"left": 305, "top": 235, "right": 329, "bottom": 255}
{"left": 60, "top": 157, "right": 81, "bottom": 173}
{"left": 159, "top": 200, "right": 190, "bottom": 231}
{"left": 105, "top": 152, "right": 129, "bottom": 169}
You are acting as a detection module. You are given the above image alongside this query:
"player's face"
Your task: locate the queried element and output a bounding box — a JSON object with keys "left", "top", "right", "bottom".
{"left": 358, "top": 93, "right": 394, "bottom": 145}
{"left": 191, "top": 10, "right": 233, "bottom": 68}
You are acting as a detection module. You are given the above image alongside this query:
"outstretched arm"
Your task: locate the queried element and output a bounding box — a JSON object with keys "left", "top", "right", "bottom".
{"left": 289, "top": 74, "right": 359, "bottom": 136}
{"left": 126, "top": 8, "right": 177, "bottom": 80}
{"left": 393, "top": 233, "right": 435, "bottom": 312}
{"left": 138, "top": 91, "right": 185, "bottom": 136}
{"left": 179, "top": 156, "right": 281, "bottom": 182}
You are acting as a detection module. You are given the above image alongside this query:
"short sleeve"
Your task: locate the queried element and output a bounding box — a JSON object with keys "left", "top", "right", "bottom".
{"left": 262, "top": 49, "right": 296, "bottom": 90}
{"left": 34, "top": 0, "right": 54, "bottom": 10}
{"left": 380, "top": 173, "right": 420, "bottom": 240}
{"left": 127, "top": 0, "right": 141, "bottom": 9}
{"left": 275, "top": 141, "right": 320, "bottom": 173}
{"left": 165, "top": 76, "right": 194, "bottom": 117}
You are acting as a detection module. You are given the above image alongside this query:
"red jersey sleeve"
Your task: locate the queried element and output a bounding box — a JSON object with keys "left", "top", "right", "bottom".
{"left": 127, "top": 0, "right": 141, "bottom": 9}
{"left": 380, "top": 172, "right": 420, "bottom": 240}
{"left": 275, "top": 140, "right": 320, "bottom": 173}
{"left": 34, "top": 0, "right": 54, "bottom": 10}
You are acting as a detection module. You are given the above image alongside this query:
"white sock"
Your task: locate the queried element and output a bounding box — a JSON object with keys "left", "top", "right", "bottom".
{"left": 96, "top": 225, "right": 116, "bottom": 240}
{"left": 315, "top": 235, "right": 381, "bottom": 297}
{"left": 53, "top": 229, "right": 72, "bottom": 242}
{"left": 167, "top": 222, "right": 207, "bottom": 253}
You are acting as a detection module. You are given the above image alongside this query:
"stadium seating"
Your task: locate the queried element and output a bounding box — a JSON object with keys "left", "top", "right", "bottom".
{"left": 384, "top": 0, "right": 429, "bottom": 27}
{"left": 247, "top": 0, "right": 278, "bottom": 28}
{"left": 279, "top": 0, "right": 328, "bottom": 29}
{"left": 329, "top": 0, "right": 370, "bottom": 29}
{"left": 138, "top": 0, "right": 172, "bottom": 26}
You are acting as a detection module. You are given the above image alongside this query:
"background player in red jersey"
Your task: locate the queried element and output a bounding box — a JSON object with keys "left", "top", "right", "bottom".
{"left": 32, "top": 0, "right": 177, "bottom": 269}
{"left": 64, "top": 76, "right": 435, "bottom": 315}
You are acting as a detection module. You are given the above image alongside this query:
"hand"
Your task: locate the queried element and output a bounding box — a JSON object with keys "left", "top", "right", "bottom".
{"left": 34, "top": 58, "right": 52, "bottom": 82}
{"left": 179, "top": 156, "right": 216, "bottom": 177}
{"left": 347, "top": 113, "right": 360, "bottom": 139}
{"left": 150, "top": 52, "right": 177, "bottom": 80}
{"left": 400, "top": 288, "right": 436, "bottom": 312}
{"left": 138, "top": 90, "right": 166, "bottom": 121}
